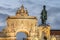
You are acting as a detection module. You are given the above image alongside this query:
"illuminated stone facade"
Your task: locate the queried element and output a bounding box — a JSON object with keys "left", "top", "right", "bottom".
{"left": 0, "top": 5, "right": 56, "bottom": 40}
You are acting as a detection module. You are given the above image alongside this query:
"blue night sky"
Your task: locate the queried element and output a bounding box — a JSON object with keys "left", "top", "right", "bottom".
{"left": 0, "top": 0, "right": 60, "bottom": 39}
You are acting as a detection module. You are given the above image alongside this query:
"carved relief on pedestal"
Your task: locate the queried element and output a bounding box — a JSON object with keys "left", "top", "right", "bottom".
{"left": 38, "top": 25, "right": 50, "bottom": 40}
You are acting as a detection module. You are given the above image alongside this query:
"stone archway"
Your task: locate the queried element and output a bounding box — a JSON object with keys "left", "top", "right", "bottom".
{"left": 0, "top": 5, "right": 37, "bottom": 40}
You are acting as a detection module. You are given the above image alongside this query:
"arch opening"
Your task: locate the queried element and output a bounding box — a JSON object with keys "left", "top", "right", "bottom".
{"left": 16, "top": 32, "right": 28, "bottom": 40}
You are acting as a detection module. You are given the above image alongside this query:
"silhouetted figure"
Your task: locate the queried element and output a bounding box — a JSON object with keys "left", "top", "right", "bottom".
{"left": 23, "top": 38, "right": 27, "bottom": 40}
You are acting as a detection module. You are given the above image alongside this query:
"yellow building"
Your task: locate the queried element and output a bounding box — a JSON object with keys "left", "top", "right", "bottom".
{"left": 0, "top": 5, "right": 57, "bottom": 40}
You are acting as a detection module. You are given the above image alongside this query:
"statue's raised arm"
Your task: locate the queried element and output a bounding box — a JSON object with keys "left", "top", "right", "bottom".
{"left": 41, "top": 5, "right": 47, "bottom": 25}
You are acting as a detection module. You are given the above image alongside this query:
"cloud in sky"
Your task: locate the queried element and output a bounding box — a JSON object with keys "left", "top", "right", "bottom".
{"left": 0, "top": 0, "right": 60, "bottom": 30}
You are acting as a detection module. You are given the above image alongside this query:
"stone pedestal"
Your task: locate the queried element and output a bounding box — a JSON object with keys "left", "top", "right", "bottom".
{"left": 38, "top": 25, "right": 50, "bottom": 40}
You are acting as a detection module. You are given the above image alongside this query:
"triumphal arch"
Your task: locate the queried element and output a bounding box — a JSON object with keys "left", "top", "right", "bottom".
{"left": 0, "top": 5, "right": 56, "bottom": 40}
